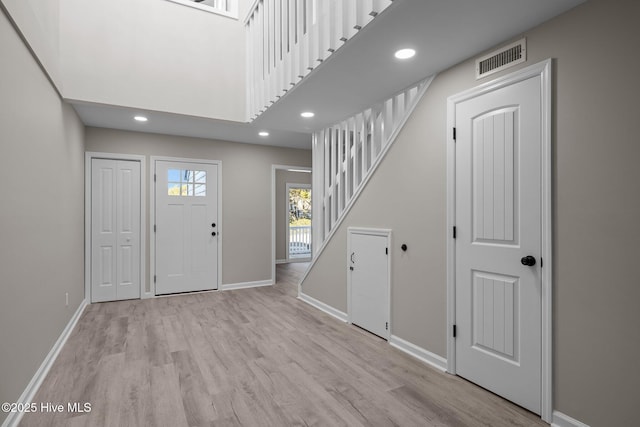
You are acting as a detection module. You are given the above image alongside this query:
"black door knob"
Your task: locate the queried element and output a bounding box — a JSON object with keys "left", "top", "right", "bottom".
{"left": 211, "top": 231, "right": 217, "bottom": 236}
{"left": 211, "top": 223, "right": 216, "bottom": 228}
{"left": 521, "top": 255, "right": 536, "bottom": 266}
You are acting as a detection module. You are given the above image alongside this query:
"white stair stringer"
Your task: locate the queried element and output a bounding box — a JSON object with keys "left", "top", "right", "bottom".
{"left": 303, "top": 75, "right": 435, "bottom": 289}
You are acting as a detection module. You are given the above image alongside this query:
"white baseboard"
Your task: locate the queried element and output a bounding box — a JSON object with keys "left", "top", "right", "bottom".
{"left": 552, "top": 411, "right": 590, "bottom": 427}
{"left": 275, "top": 259, "right": 287, "bottom": 264}
{"left": 221, "top": 279, "right": 272, "bottom": 291}
{"left": 389, "top": 335, "right": 447, "bottom": 372}
{"left": 2, "top": 299, "right": 88, "bottom": 427}
{"left": 298, "top": 292, "right": 348, "bottom": 322}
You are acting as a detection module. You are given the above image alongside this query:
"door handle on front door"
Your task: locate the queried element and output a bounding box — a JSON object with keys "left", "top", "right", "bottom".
{"left": 521, "top": 256, "right": 536, "bottom": 266}
{"left": 211, "top": 231, "right": 217, "bottom": 236}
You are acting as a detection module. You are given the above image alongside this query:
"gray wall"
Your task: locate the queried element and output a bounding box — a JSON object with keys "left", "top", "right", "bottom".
{"left": 86, "top": 128, "right": 311, "bottom": 287}
{"left": 2, "top": 0, "right": 250, "bottom": 122}
{"left": 60, "top": 0, "right": 248, "bottom": 122}
{"left": 0, "top": 0, "right": 62, "bottom": 87}
{"left": 275, "top": 170, "right": 312, "bottom": 261}
{"left": 0, "top": 8, "right": 85, "bottom": 425}
{"left": 301, "top": 0, "right": 640, "bottom": 425}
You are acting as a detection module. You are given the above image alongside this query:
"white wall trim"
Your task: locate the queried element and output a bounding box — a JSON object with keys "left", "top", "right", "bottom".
{"left": 302, "top": 75, "right": 435, "bottom": 287}
{"left": 552, "top": 411, "right": 590, "bottom": 427}
{"left": 85, "top": 152, "right": 146, "bottom": 303}
{"left": 1, "top": 299, "right": 88, "bottom": 427}
{"left": 298, "top": 292, "right": 348, "bottom": 323}
{"left": 271, "top": 165, "right": 312, "bottom": 291}
{"left": 221, "top": 279, "right": 272, "bottom": 291}
{"left": 150, "top": 156, "right": 222, "bottom": 297}
{"left": 389, "top": 335, "right": 447, "bottom": 373}
{"left": 347, "top": 227, "right": 392, "bottom": 340}
{"left": 446, "top": 59, "right": 553, "bottom": 422}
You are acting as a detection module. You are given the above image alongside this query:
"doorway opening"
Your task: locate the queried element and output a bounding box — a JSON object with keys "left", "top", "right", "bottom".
{"left": 287, "top": 183, "right": 312, "bottom": 261}
{"left": 271, "top": 165, "right": 312, "bottom": 286}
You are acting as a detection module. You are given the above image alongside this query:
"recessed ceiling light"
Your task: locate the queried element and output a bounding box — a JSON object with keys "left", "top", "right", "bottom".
{"left": 394, "top": 48, "right": 416, "bottom": 60}
{"left": 301, "top": 111, "right": 315, "bottom": 118}
{"left": 134, "top": 116, "right": 148, "bottom": 122}
{"left": 258, "top": 131, "right": 269, "bottom": 137}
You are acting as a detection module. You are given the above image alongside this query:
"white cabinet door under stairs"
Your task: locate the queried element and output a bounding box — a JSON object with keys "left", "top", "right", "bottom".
{"left": 348, "top": 228, "right": 390, "bottom": 339}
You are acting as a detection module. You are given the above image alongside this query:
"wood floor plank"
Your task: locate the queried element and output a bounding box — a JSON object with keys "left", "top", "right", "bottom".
{"left": 149, "top": 363, "right": 189, "bottom": 427}
{"left": 162, "top": 315, "right": 189, "bottom": 353}
{"left": 18, "top": 263, "right": 547, "bottom": 427}
{"left": 117, "top": 360, "right": 151, "bottom": 427}
{"left": 85, "top": 352, "right": 126, "bottom": 427}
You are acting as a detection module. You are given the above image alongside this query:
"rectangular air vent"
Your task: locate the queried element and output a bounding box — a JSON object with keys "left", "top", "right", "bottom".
{"left": 476, "top": 38, "right": 526, "bottom": 79}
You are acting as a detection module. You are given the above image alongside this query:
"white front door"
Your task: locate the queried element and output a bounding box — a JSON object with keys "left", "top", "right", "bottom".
{"left": 455, "top": 75, "right": 542, "bottom": 413}
{"left": 91, "top": 159, "right": 141, "bottom": 302}
{"left": 155, "top": 160, "right": 219, "bottom": 295}
{"left": 349, "top": 229, "right": 389, "bottom": 339}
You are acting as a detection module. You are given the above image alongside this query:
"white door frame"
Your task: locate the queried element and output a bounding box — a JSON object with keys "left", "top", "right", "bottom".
{"left": 446, "top": 59, "right": 553, "bottom": 422}
{"left": 150, "top": 156, "right": 222, "bottom": 298}
{"left": 85, "top": 152, "right": 146, "bottom": 302}
{"left": 347, "top": 227, "right": 392, "bottom": 340}
{"left": 285, "top": 182, "right": 312, "bottom": 262}
{"left": 271, "top": 164, "right": 312, "bottom": 287}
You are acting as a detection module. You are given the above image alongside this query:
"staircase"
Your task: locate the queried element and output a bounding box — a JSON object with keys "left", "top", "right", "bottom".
{"left": 245, "top": 0, "right": 434, "bottom": 259}
{"left": 245, "top": 0, "right": 395, "bottom": 121}
{"left": 311, "top": 77, "right": 434, "bottom": 253}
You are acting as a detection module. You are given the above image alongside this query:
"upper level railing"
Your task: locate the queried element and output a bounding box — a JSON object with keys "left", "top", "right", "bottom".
{"left": 245, "top": 0, "right": 394, "bottom": 121}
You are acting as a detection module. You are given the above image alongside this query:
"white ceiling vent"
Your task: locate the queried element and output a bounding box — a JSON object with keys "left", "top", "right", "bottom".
{"left": 476, "top": 39, "right": 526, "bottom": 79}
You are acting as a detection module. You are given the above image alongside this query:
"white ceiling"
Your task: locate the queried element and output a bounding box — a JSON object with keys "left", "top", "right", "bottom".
{"left": 71, "top": 0, "right": 586, "bottom": 150}
{"left": 71, "top": 100, "right": 311, "bottom": 149}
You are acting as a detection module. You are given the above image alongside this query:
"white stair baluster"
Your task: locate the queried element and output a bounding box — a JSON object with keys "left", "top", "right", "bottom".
{"left": 337, "top": 123, "right": 344, "bottom": 216}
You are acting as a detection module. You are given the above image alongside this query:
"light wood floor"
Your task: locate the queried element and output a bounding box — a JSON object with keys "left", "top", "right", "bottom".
{"left": 19, "top": 263, "right": 545, "bottom": 427}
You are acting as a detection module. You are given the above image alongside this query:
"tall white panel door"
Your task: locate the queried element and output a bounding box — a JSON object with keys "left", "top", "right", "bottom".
{"left": 348, "top": 229, "right": 390, "bottom": 339}
{"left": 455, "top": 75, "right": 542, "bottom": 413}
{"left": 91, "top": 159, "right": 141, "bottom": 302}
{"left": 155, "top": 161, "right": 219, "bottom": 295}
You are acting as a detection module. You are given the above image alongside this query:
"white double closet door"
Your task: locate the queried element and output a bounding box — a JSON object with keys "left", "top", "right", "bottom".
{"left": 91, "top": 159, "right": 141, "bottom": 303}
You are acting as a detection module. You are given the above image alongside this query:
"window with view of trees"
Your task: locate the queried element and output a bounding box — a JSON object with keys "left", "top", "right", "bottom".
{"left": 288, "top": 186, "right": 312, "bottom": 259}
{"left": 289, "top": 188, "right": 311, "bottom": 226}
